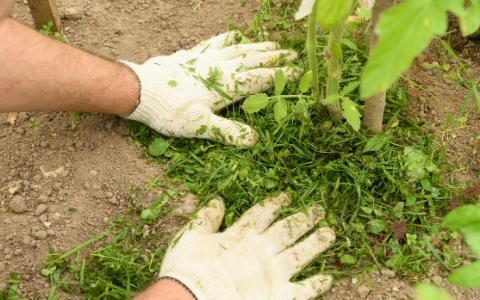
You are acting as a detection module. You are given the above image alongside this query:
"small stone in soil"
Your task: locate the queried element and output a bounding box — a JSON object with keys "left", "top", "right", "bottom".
{"left": 357, "top": 285, "right": 370, "bottom": 299}
{"left": 380, "top": 269, "right": 396, "bottom": 278}
{"left": 64, "top": 7, "right": 84, "bottom": 20}
{"left": 34, "top": 231, "right": 47, "bottom": 239}
{"left": 39, "top": 214, "right": 48, "bottom": 222}
{"left": 10, "top": 195, "right": 27, "bottom": 213}
{"left": 35, "top": 204, "right": 48, "bottom": 216}
{"left": 38, "top": 194, "right": 49, "bottom": 203}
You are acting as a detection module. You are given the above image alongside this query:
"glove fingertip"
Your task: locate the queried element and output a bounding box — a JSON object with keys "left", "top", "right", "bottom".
{"left": 188, "top": 198, "right": 225, "bottom": 234}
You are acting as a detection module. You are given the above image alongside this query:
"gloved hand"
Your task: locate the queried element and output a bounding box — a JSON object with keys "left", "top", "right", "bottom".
{"left": 158, "top": 193, "right": 336, "bottom": 300}
{"left": 120, "top": 31, "right": 299, "bottom": 147}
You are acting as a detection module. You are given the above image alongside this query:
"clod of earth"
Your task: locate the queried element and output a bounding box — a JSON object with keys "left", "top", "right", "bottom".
{"left": 9, "top": 195, "right": 27, "bottom": 213}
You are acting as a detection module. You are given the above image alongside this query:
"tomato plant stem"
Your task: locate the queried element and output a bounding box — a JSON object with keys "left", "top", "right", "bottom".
{"left": 325, "top": 20, "right": 345, "bottom": 124}
{"left": 307, "top": 0, "right": 320, "bottom": 101}
{"left": 364, "top": 0, "right": 392, "bottom": 132}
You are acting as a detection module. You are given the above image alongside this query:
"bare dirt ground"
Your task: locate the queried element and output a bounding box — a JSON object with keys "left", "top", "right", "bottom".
{"left": 1, "top": 0, "right": 479, "bottom": 299}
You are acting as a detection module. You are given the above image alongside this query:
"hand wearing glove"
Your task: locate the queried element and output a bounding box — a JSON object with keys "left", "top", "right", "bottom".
{"left": 156, "top": 193, "right": 336, "bottom": 300}
{"left": 120, "top": 31, "right": 300, "bottom": 147}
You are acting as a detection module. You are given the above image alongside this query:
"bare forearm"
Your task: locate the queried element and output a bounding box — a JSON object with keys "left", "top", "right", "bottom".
{"left": 133, "top": 279, "right": 195, "bottom": 300}
{"left": 0, "top": 18, "right": 138, "bottom": 115}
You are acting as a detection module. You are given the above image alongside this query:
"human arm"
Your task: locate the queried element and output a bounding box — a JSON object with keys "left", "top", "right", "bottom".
{"left": 0, "top": 17, "right": 138, "bottom": 115}
{"left": 133, "top": 279, "right": 194, "bottom": 300}
{"left": 1, "top": 3, "right": 299, "bottom": 147}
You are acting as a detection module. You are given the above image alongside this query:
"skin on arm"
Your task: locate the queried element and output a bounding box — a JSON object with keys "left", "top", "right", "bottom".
{"left": 133, "top": 279, "right": 194, "bottom": 300}
{"left": 0, "top": 16, "right": 138, "bottom": 115}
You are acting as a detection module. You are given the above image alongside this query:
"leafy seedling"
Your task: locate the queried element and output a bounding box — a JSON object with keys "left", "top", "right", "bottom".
{"left": 27, "top": 117, "right": 41, "bottom": 132}
{"left": 70, "top": 111, "right": 92, "bottom": 130}
{"left": 391, "top": 220, "right": 407, "bottom": 239}
{"left": 470, "top": 136, "right": 480, "bottom": 154}
{"left": 39, "top": 20, "right": 65, "bottom": 43}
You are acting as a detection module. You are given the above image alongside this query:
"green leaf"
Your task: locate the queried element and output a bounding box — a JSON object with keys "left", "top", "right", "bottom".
{"left": 415, "top": 283, "right": 453, "bottom": 300}
{"left": 360, "top": 0, "right": 448, "bottom": 98}
{"left": 331, "top": 42, "right": 343, "bottom": 60}
{"left": 168, "top": 80, "right": 177, "bottom": 87}
{"left": 264, "top": 178, "right": 276, "bottom": 189}
{"left": 464, "top": 231, "right": 480, "bottom": 257}
{"left": 361, "top": 206, "right": 373, "bottom": 214}
{"left": 421, "top": 61, "right": 440, "bottom": 69}
{"left": 218, "top": 172, "right": 237, "bottom": 190}
{"left": 474, "top": 85, "right": 480, "bottom": 115}
{"left": 363, "top": 134, "right": 387, "bottom": 152}
{"left": 341, "top": 98, "right": 361, "bottom": 131}
{"left": 340, "top": 254, "right": 356, "bottom": 265}
{"left": 299, "top": 70, "right": 313, "bottom": 93}
{"left": 274, "top": 98, "right": 288, "bottom": 123}
{"left": 342, "top": 38, "right": 358, "bottom": 50}
{"left": 447, "top": 262, "right": 480, "bottom": 288}
{"left": 238, "top": 168, "right": 248, "bottom": 180}
{"left": 316, "top": 0, "right": 352, "bottom": 29}
{"left": 341, "top": 81, "right": 360, "bottom": 95}
{"left": 242, "top": 93, "right": 269, "bottom": 113}
{"left": 406, "top": 195, "right": 416, "bottom": 206}
{"left": 437, "top": 0, "right": 466, "bottom": 17}
{"left": 368, "top": 219, "right": 385, "bottom": 234}
{"left": 324, "top": 93, "right": 342, "bottom": 104}
{"left": 149, "top": 138, "right": 169, "bottom": 156}
{"left": 442, "top": 204, "right": 480, "bottom": 234}
{"left": 350, "top": 223, "right": 365, "bottom": 233}
{"left": 41, "top": 266, "right": 57, "bottom": 276}
{"left": 70, "top": 111, "right": 81, "bottom": 130}
{"left": 274, "top": 69, "right": 286, "bottom": 96}
{"left": 464, "top": 1, "right": 480, "bottom": 35}
{"left": 404, "top": 146, "right": 439, "bottom": 182}
{"left": 393, "top": 202, "right": 404, "bottom": 218}
{"left": 420, "top": 179, "right": 432, "bottom": 191}
{"left": 69, "top": 208, "right": 78, "bottom": 213}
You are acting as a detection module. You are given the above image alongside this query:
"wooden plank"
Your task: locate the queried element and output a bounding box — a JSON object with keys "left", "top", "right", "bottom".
{"left": 26, "top": 0, "right": 62, "bottom": 33}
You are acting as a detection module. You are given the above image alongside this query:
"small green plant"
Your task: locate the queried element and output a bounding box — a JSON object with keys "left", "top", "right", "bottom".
{"left": 417, "top": 204, "right": 480, "bottom": 300}
{"left": 70, "top": 111, "right": 92, "bottom": 130}
{"left": 39, "top": 20, "right": 65, "bottom": 43}
{"left": 470, "top": 136, "right": 480, "bottom": 154}
{"left": 27, "top": 117, "right": 41, "bottom": 132}
{"left": 242, "top": 69, "right": 315, "bottom": 124}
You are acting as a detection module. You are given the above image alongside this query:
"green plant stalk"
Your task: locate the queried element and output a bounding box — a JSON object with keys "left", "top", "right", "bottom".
{"left": 325, "top": 20, "right": 346, "bottom": 124}
{"left": 307, "top": 1, "right": 320, "bottom": 100}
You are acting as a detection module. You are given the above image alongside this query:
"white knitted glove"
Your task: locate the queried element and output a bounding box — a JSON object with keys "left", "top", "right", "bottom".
{"left": 120, "top": 31, "right": 299, "bottom": 147}
{"left": 358, "top": 0, "right": 375, "bottom": 10}
{"left": 159, "top": 193, "right": 336, "bottom": 300}
{"left": 296, "top": 0, "right": 375, "bottom": 20}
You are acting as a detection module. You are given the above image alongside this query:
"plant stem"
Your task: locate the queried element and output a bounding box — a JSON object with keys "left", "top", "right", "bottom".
{"left": 363, "top": 0, "right": 393, "bottom": 132}
{"left": 307, "top": 1, "right": 320, "bottom": 101}
{"left": 325, "top": 20, "right": 346, "bottom": 124}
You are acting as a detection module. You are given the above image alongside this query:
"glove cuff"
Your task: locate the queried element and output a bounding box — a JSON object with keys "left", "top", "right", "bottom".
{"left": 157, "top": 276, "right": 199, "bottom": 300}
{"left": 117, "top": 61, "right": 142, "bottom": 118}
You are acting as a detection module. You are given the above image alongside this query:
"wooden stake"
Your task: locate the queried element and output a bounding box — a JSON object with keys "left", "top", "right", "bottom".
{"left": 26, "top": 0, "right": 62, "bottom": 33}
